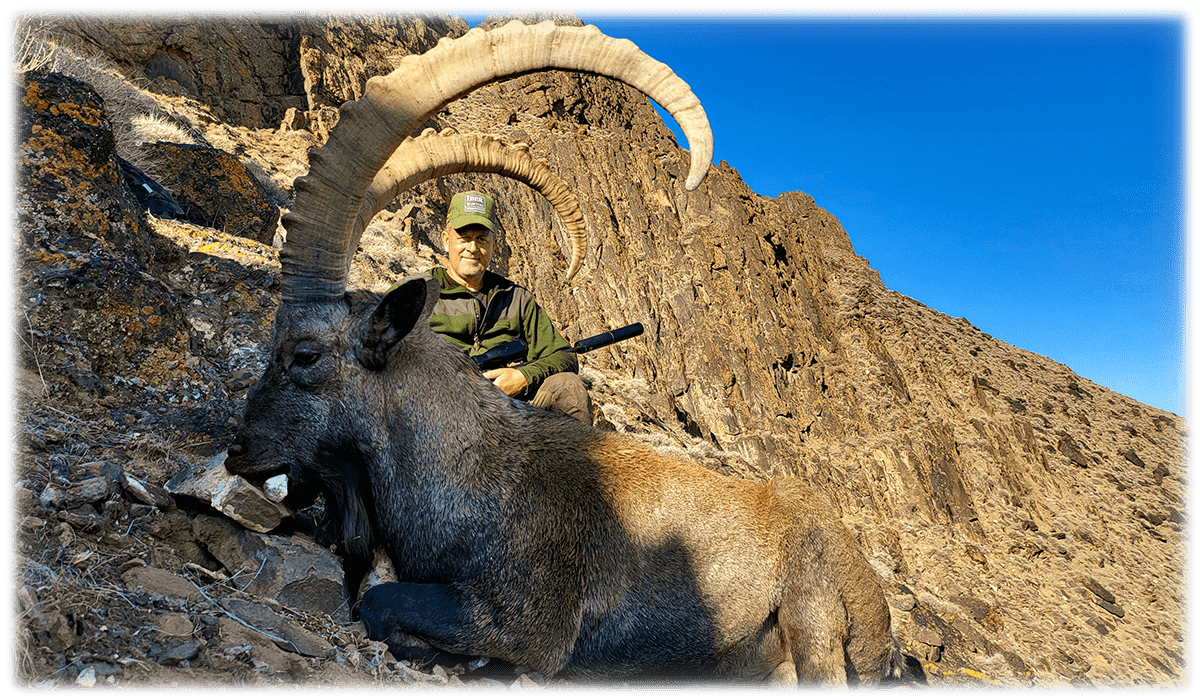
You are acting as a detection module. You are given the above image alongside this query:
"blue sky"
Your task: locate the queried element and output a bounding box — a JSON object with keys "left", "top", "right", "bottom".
{"left": 464, "top": 14, "right": 1188, "bottom": 416}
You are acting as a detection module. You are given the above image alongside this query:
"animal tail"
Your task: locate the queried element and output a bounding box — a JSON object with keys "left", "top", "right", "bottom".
{"left": 883, "top": 635, "right": 928, "bottom": 686}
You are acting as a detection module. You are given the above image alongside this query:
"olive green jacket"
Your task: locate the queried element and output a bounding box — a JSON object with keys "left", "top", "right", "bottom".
{"left": 415, "top": 267, "right": 577, "bottom": 394}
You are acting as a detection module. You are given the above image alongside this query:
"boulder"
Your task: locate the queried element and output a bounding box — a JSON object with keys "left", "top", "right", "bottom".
{"left": 191, "top": 514, "right": 351, "bottom": 623}
{"left": 218, "top": 597, "right": 335, "bottom": 658}
{"left": 142, "top": 142, "right": 280, "bottom": 244}
{"left": 121, "top": 566, "right": 203, "bottom": 603}
{"left": 166, "top": 451, "right": 292, "bottom": 533}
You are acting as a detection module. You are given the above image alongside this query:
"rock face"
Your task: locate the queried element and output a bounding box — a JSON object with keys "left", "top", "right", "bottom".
{"left": 13, "top": 14, "right": 1185, "bottom": 688}
{"left": 48, "top": 15, "right": 469, "bottom": 129}
{"left": 18, "top": 70, "right": 205, "bottom": 420}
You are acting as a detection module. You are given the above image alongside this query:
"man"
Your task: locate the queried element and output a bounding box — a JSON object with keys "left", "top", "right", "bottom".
{"left": 416, "top": 190, "right": 591, "bottom": 424}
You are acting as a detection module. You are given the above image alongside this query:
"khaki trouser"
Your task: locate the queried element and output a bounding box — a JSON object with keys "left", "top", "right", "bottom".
{"left": 525, "top": 372, "right": 592, "bottom": 425}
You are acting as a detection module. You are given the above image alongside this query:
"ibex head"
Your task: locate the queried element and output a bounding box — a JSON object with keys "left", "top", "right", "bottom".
{"left": 225, "top": 21, "right": 713, "bottom": 548}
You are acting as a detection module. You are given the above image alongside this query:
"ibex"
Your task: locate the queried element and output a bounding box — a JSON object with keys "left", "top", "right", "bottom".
{"left": 226, "top": 20, "right": 903, "bottom": 684}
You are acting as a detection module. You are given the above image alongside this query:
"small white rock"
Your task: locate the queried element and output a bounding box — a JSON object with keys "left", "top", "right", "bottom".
{"left": 76, "top": 667, "right": 96, "bottom": 687}
{"left": 264, "top": 474, "right": 289, "bottom": 502}
{"left": 511, "top": 673, "right": 540, "bottom": 689}
{"left": 393, "top": 660, "right": 448, "bottom": 684}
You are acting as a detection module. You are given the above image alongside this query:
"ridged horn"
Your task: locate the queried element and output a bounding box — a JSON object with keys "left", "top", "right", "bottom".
{"left": 357, "top": 129, "right": 588, "bottom": 281}
{"left": 281, "top": 19, "right": 712, "bottom": 303}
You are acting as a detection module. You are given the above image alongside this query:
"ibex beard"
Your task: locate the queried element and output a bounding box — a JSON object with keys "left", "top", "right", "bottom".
{"left": 226, "top": 276, "right": 903, "bottom": 684}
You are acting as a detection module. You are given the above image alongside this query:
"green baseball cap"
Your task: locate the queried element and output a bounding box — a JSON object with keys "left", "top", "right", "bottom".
{"left": 446, "top": 190, "right": 498, "bottom": 231}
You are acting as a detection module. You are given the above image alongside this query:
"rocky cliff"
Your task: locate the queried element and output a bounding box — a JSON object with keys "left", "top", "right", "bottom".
{"left": 13, "top": 14, "right": 1186, "bottom": 688}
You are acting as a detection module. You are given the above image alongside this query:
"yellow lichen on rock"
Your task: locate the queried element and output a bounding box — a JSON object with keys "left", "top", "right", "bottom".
{"left": 24, "top": 77, "right": 107, "bottom": 127}
{"left": 20, "top": 90, "right": 126, "bottom": 241}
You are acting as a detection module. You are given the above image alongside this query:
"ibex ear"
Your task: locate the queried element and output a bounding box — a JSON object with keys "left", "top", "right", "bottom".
{"left": 358, "top": 276, "right": 440, "bottom": 370}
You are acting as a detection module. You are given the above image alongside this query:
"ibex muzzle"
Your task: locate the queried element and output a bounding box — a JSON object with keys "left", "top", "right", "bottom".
{"left": 226, "top": 21, "right": 903, "bottom": 684}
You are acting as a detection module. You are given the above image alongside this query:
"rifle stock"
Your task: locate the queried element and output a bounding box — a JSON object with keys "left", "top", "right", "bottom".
{"left": 473, "top": 339, "right": 529, "bottom": 371}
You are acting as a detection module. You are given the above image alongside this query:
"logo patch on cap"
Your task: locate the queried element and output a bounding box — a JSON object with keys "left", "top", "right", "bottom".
{"left": 463, "top": 194, "right": 487, "bottom": 214}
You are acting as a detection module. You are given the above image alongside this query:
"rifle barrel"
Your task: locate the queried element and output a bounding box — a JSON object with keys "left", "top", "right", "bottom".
{"left": 471, "top": 323, "right": 644, "bottom": 370}
{"left": 573, "top": 323, "right": 644, "bottom": 354}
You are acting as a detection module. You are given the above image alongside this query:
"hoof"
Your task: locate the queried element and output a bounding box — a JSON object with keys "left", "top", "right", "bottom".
{"left": 768, "top": 662, "right": 796, "bottom": 691}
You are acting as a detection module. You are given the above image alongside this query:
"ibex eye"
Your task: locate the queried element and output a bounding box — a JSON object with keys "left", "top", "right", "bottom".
{"left": 293, "top": 350, "right": 321, "bottom": 367}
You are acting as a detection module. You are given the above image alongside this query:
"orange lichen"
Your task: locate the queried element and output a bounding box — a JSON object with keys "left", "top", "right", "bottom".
{"left": 23, "top": 131, "right": 103, "bottom": 176}
{"left": 21, "top": 128, "right": 120, "bottom": 239}
{"left": 30, "top": 250, "right": 68, "bottom": 265}
{"left": 96, "top": 302, "right": 173, "bottom": 356}
{"left": 136, "top": 344, "right": 195, "bottom": 386}
{"left": 959, "top": 667, "right": 999, "bottom": 684}
{"left": 219, "top": 162, "right": 264, "bottom": 200}
{"left": 22, "top": 80, "right": 53, "bottom": 112}
{"left": 24, "top": 78, "right": 106, "bottom": 127}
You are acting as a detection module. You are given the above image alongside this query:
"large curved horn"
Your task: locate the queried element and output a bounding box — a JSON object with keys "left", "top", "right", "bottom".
{"left": 357, "top": 129, "right": 588, "bottom": 281}
{"left": 282, "top": 19, "right": 712, "bottom": 303}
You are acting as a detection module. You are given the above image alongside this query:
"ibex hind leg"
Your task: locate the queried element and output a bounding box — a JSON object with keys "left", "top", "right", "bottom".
{"left": 777, "top": 594, "right": 850, "bottom": 686}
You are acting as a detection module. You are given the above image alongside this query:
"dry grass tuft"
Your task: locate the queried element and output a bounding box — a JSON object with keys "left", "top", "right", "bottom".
{"left": 9, "top": 607, "right": 43, "bottom": 691}
{"left": 125, "top": 112, "right": 206, "bottom": 186}
{"left": 129, "top": 113, "right": 200, "bottom": 147}
{"left": 14, "top": 17, "right": 57, "bottom": 71}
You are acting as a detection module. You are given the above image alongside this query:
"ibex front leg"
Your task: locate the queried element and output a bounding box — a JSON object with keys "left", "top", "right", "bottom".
{"left": 358, "top": 582, "right": 491, "bottom": 667}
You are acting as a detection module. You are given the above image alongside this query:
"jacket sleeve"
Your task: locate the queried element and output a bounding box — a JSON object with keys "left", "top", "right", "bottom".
{"left": 517, "top": 296, "right": 577, "bottom": 393}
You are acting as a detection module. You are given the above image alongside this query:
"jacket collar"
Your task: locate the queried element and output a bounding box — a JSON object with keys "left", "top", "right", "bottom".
{"left": 431, "top": 266, "right": 512, "bottom": 296}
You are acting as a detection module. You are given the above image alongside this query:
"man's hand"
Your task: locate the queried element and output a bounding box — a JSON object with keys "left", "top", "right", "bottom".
{"left": 483, "top": 367, "right": 528, "bottom": 397}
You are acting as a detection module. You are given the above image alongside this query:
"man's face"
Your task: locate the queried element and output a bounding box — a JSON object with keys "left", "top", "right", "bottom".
{"left": 442, "top": 223, "right": 494, "bottom": 288}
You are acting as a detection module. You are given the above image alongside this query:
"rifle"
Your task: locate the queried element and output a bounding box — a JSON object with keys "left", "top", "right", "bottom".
{"left": 473, "top": 322, "right": 645, "bottom": 371}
